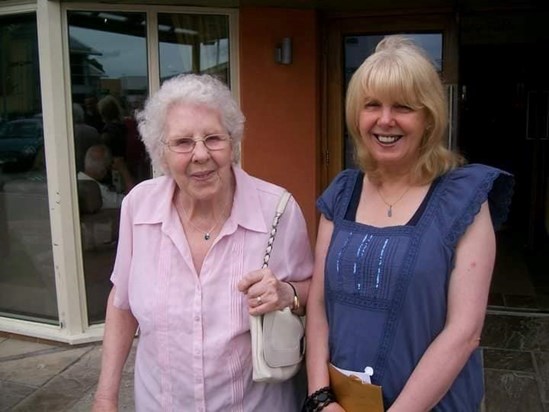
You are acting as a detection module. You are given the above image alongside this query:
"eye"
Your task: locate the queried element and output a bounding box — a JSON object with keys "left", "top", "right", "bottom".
{"left": 394, "top": 104, "right": 414, "bottom": 113}
{"left": 363, "top": 100, "right": 381, "bottom": 109}
{"left": 172, "top": 138, "right": 194, "bottom": 149}
{"left": 205, "top": 134, "right": 224, "bottom": 144}
{"left": 204, "top": 134, "right": 229, "bottom": 150}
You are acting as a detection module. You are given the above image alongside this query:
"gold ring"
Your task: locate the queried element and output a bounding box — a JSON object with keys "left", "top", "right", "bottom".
{"left": 256, "top": 296, "right": 262, "bottom": 305}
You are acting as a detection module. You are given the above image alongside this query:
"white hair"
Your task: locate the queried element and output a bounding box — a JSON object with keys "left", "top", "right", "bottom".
{"left": 136, "top": 74, "right": 245, "bottom": 175}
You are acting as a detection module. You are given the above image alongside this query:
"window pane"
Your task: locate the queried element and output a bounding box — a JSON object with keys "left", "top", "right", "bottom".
{"left": 67, "top": 10, "right": 150, "bottom": 324}
{"left": 158, "top": 13, "right": 230, "bottom": 84}
{"left": 0, "top": 13, "right": 58, "bottom": 323}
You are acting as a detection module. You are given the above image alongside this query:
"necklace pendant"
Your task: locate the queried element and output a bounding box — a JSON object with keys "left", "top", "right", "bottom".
{"left": 204, "top": 233, "right": 211, "bottom": 241}
{"left": 387, "top": 206, "right": 393, "bottom": 218}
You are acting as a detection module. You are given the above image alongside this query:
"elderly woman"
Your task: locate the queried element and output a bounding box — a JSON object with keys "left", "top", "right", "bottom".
{"left": 304, "top": 36, "right": 513, "bottom": 411}
{"left": 92, "top": 74, "right": 313, "bottom": 411}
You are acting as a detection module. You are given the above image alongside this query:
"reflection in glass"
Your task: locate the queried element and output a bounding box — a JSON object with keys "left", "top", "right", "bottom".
{"left": 343, "top": 33, "right": 443, "bottom": 168}
{"left": 158, "top": 13, "right": 230, "bottom": 84}
{"left": 68, "top": 11, "right": 150, "bottom": 324}
{"left": 0, "top": 13, "right": 58, "bottom": 322}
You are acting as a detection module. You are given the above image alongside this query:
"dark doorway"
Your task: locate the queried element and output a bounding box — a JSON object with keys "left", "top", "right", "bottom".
{"left": 458, "top": 10, "right": 549, "bottom": 312}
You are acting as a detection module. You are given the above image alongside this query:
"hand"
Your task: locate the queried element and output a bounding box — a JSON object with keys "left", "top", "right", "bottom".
{"left": 91, "top": 397, "right": 117, "bottom": 412}
{"left": 237, "top": 268, "right": 293, "bottom": 315}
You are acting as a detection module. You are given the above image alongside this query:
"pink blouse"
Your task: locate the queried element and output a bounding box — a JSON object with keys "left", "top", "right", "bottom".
{"left": 111, "top": 166, "right": 313, "bottom": 412}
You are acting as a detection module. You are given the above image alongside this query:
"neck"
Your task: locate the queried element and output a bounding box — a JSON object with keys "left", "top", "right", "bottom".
{"left": 374, "top": 157, "right": 418, "bottom": 184}
{"left": 174, "top": 175, "right": 235, "bottom": 241}
{"left": 365, "top": 174, "right": 414, "bottom": 218}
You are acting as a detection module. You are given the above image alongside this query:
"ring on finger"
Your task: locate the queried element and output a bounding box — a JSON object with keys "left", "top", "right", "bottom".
{"left": 256, "top": 296, "right": 262, "bottom": 305}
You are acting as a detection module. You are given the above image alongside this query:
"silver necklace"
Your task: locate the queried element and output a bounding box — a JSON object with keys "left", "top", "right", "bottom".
{"left": 179, "top": 201, "right": 229, "bottom": 241}
{"left": 376, "top": 185, "right": 412, "bottom": 217}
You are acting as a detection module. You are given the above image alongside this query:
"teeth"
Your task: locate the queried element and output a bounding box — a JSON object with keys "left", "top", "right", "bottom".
{"left": 377, "top": 135, "right": 399, "bottom": 143}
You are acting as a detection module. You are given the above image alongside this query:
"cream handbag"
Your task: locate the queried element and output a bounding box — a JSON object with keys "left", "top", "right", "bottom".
{"left": 250, "top": 190, "right": 305, "bottom": 383}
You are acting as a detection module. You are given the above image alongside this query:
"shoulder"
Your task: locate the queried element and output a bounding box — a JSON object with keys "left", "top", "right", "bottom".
{"left": 317, "top": 169, "right": 362, "bottom": 221}
{"left": 436, "top": 163, "right": 514, "bottom": 245}
{"left": 441, "top": 164, "right": 514, "bottom": 223}
{"left": 233, "top": 165, "right": 289, "bottom": 208}
{"left": 121, "top": 175, "right": 173, "bottom": 221}
{"left": 232, "top": 166, "right": 301, "bottom": 233}
{"left": 444, "top": 163, "right": 512, "bottom": 184}
{"left": 127, "top": 175, "right": 171, "bottom": 198}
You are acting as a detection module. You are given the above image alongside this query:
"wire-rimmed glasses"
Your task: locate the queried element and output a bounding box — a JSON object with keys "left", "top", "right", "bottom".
{"left": 164, "top": 133, "right": 232, "bottom": 153}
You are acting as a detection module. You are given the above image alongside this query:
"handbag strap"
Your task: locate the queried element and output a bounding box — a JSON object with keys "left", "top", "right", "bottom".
{"left": 262, "top": 190, "right": 292, "bottom": 269}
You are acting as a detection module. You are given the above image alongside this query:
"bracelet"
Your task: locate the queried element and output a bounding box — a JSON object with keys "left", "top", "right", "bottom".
{"left": 283, "top": 281, "right": 300, "bottom": 311}
{"left": 302, "top": 386, "right": 335, "bottom": 412}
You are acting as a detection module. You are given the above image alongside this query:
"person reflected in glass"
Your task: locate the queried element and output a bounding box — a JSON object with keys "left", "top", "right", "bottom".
{"left": 84, "top": 95, "right": 105, "bottom": 133}
{"left": 98, "top": 95, "right": 127, "bottom": 159}
{"left": 78, "top": 144, "right": 134, "bottom": 209}
{"left": 92, "top": 74, "right": 313, "bottom": 411}
{"left": 304, "top": 35, "right": 514, "bottom": 412}
{"left": 73, "top": 103, "right": 101, "bottom": 173}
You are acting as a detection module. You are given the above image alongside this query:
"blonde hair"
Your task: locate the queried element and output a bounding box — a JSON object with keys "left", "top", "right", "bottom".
{"left": 345, "top": 35, "right": 463, "bottom": 184}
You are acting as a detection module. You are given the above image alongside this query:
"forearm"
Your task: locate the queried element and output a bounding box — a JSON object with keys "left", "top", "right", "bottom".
{"left": 305, "top": 286, "right": 331, "bottom": 392}
{"left": 306, "top": 215, "right": 334, "bottom": 393}
{"left": 388, "top": 328, "right": 480, "bottom": 412}
{"left": 94, "top": 290, "right": 138, "bottom": 404}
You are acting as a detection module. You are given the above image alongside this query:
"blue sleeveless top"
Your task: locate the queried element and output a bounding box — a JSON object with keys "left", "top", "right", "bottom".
{"left": 317, "top": 164, "right": 513, "bottom": 411}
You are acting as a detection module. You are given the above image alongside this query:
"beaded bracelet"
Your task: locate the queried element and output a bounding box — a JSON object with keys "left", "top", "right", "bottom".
{"left": 283, "top": 281, "right": 300, "bottom": 311}
{"left": 302, "top": 386, "right": 335, "bottom": 412}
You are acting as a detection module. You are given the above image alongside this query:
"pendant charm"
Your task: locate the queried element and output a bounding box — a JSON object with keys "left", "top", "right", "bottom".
{"left": 387, "top": 206, "right": 393, "bottom": 217}
{"left": 204, "top": 233, "right": 211, "bottom": 240}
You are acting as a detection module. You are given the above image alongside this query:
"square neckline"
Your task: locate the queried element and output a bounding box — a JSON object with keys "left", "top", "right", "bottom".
{"left": 344, "top": 171, "right": 439, "bottom": 228}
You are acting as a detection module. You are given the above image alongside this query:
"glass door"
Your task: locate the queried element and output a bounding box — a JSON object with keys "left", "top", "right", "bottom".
{"left": 67, "top": 10, "right": 149, "bottom": 324}
{"left": 66, "top": 7, "right": 233, "bottom": 325}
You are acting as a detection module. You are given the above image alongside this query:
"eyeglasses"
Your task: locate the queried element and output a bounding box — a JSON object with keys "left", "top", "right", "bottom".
{"left": 164, "top": 133, "right": 232, "bottom": 154}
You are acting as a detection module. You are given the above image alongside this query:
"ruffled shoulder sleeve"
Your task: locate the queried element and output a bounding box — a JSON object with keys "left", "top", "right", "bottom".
{"left": 316, "top": 169, "right": 360, "bottom": 221}
{"left": 437, "top": 163, "right": 514, "bottom": 247}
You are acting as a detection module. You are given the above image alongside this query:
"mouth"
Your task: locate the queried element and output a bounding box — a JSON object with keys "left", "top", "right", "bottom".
{"left": 190, "top": 170, "right": 215, "bottom": 180}
{"left": 374, "top": 134, "right": 403, "bottom": 145}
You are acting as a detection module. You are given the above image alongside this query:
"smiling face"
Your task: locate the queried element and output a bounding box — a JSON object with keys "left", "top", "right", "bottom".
{"left": 357, "top": 95, "right": 428, "bottom": 173}
{"left": 163, "top": 102, "right": 234, "bottom": 201}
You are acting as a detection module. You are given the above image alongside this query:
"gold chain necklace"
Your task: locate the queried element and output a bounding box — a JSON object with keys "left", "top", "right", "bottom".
{"left": 376, "top": 185, "right": 412, "bottom": 218}
{"left": 179, "top": 200, "right": 230, "bottom": 241}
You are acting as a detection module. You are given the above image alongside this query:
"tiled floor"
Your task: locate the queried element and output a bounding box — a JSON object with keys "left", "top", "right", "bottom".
{"left": 0, "top": 312, "right": 548, "bottom": 411}
{"left": 482, "top": 312, "right": 549, "bottom": 412}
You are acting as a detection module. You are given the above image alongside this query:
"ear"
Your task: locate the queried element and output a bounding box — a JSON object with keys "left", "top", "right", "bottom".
{"left": 231, "top": 142, "right": 241, "bottom": 165}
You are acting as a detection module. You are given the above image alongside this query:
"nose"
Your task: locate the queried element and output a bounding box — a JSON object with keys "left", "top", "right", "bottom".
{"left": 377, "top": 106, "right": 395, "bottom": 127}
{"left": 191, "top": 140, "right": 210, "bottom": 162}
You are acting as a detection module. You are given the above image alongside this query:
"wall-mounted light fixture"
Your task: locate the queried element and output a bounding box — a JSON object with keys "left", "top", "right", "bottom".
{"left": 275, "top": 37, "right": 292, "bottom": 65}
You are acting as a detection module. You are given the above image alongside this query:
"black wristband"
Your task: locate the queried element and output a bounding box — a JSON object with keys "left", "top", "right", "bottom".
{"left": 302, "top": 386, "right": 335, "bottom": 412}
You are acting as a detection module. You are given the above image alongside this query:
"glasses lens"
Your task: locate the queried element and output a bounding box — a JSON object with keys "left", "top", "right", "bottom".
{"left": 204, "top": 134, "right": 228, "bottom": 150}
{"left": 170, "top": 138, "right": 194, "bottom": 153}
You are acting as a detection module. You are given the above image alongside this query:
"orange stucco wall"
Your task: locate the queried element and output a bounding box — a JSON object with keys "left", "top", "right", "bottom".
{"left": 239, "top": 7, "right": 319, "bottom": 242}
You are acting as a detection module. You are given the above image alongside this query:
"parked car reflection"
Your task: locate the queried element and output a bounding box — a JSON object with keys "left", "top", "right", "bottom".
{"left": 0, "top": 118, "right": 44, "bottom": 172}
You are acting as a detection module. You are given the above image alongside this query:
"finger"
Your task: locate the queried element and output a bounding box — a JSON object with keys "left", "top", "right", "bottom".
{"left": 237, "top": 269, "right": 265, "bottom": 292}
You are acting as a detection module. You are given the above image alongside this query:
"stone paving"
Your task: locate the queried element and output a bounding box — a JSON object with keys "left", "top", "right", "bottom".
{"left": 0, "top": 336, "right": 135, "bottom": 411}
{"left": 1, "top": 312, "right": 548, "bottom": 411}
